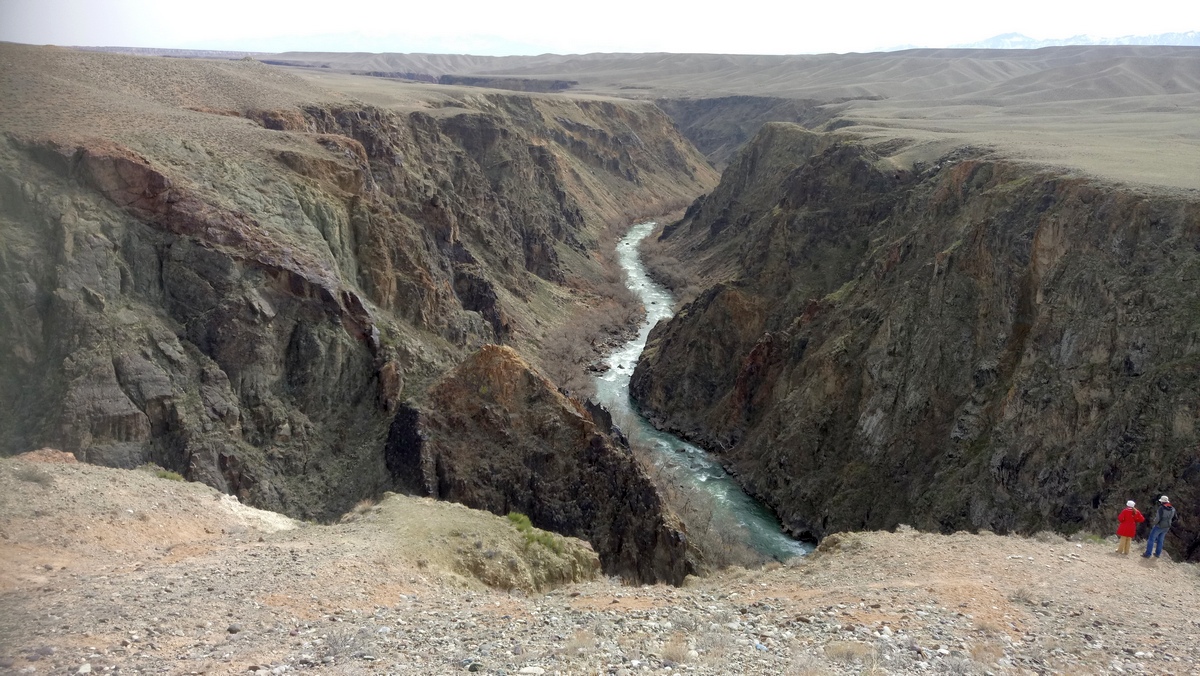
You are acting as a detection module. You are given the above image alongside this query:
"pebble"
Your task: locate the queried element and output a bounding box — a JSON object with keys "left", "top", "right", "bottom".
{"left": 5, "top": 495, "right": 1198, "bottom": 676}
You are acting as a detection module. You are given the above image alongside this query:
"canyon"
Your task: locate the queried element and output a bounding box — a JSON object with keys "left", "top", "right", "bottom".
{"left": 3, "top": 40, "right": 1200, "bottom": 573}
{"left": 0, "top": 43, "right": 715, "bottom": 581}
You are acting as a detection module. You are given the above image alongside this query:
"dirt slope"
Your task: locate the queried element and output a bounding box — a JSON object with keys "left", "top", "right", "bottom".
{"left": 3, "top": 452, "right": 1199, "bottom": 675}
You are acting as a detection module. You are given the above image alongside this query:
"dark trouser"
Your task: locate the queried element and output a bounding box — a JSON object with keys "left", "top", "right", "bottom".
{"left": 1143, "top": 526, "right": 1167, "bottom": 557}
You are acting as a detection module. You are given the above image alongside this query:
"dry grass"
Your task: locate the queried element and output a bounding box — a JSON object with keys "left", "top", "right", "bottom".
{"left": 968, "top": 639, "right": 1005, "bottom": 664}
{"left": 660, "top": 632, "right": 690, "bottom": 664}
{"left": 972, "top": 617, "right": 1005, "bottom": 636}
{"left": 822, "top": 640, "right": 876, "bottom": 664}
{"left": 1033, "top": 530, "right": 1066, "bottom": 544}
{"left": 136, "top": 464, "right": 186, "bottom": 482}
{"left": 789, "top": 652, "right": 830, "bottom": 676}
{"left": 562, "top": 629, "right": 595, "bottom": 657}
{"left": 339, "top": 497, "right": 380, "bottom": 523}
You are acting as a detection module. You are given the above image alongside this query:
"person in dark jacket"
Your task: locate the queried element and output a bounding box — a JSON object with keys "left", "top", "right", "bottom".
{"left": 1115, "top": 500, "right": 1144, "bottom": 554}
{"left": 1142, "top": 495, "right": 1177, "bottom": 558}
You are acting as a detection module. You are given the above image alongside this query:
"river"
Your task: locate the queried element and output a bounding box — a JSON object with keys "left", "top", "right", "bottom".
{"left": 592, "top": 221, "right": 812, "bottom": 561}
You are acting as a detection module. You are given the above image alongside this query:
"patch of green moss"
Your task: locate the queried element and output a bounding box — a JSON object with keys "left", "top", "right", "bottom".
{"left": 506, "top": 511, "right": 564, "bottom": 554}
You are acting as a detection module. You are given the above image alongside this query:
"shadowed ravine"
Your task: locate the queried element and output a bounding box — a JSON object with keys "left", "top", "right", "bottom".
{"left": 593, "top": 222, "right": 812, "bottom": 561}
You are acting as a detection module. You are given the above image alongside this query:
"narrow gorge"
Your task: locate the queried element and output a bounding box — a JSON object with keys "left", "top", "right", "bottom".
{"left": 3, "top": 41, "right": 1199, "bottom": 581}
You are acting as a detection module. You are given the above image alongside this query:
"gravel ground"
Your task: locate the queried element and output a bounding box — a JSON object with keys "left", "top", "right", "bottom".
{"left": 2, "top": 456, "right": 1199, "bottom": 676}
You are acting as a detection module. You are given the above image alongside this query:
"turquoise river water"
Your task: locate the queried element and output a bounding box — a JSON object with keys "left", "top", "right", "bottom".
{"left": 591, "top": 221, "right": 812, "bottom": 561}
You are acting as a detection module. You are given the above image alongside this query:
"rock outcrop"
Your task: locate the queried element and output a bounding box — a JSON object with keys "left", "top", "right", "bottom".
{"left": 632, "top": 122, "right": 1200, "bottom": 559}
{"left": 387, "top": 345, "right": 695, "bottom": 584}
{"left": 0, "top": 44, "right": 717, "bottom": 525}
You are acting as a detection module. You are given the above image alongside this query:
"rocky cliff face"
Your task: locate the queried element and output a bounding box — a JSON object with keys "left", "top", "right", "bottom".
{"left": 632, "top": 122, "right": 1200, "bottom": 559}
{"left": 385, "top": 345, "right": 695, "bottom": 583}
{"left": 655, "top": 96, "right": 837, "bottom": 168}
{"left": 0, "top": 45, "right": 716, "bottom": 527}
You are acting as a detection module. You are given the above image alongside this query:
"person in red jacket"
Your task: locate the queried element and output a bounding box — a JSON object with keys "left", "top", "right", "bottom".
{"left": 1116, "top": 500, "right": 1144, "bottom": 554}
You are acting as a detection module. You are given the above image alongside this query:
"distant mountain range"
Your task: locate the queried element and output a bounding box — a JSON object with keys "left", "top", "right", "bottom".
{"left": 954, "top": 31, "right": 1200, "bottom": 49}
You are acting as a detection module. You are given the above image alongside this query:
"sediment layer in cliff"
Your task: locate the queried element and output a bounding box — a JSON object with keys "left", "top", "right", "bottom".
{"left": 632, "top": 122, "right": 1200, "bottom": 560}
{"left": 0, "top": 44, "right": 717, "bottom": 524}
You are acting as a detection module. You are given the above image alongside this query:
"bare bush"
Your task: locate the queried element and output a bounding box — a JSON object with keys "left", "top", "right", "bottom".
{"left": 618, "top": 422, "right": 768, "bottom": 571}
{"left": 639, "top": 232, "right": 704, "bottom": 309}
{"left": 540, "top": 271, "right": 644, "bottom": 399}
{"left": 322, "top": 626, "right": 363, "bottom": 657}
{"left": 1009, "top": 586, "right": 1034, "bottom": 605}
{"left": 972, "top": 617, "right": 1005, "bottom": 636}
{"left": 695, "top": 627, "right": 732, "bottom": 664}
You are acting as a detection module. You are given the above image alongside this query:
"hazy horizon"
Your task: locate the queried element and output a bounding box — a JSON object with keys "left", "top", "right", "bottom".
{"left": 1, "top": 0, "right": 1197, "bottom": 56}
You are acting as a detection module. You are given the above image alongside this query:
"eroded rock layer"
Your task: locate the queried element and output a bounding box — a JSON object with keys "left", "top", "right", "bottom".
{"left": 632, "top": 122, "right": 1200, "bottom": 559}
{"left": 0, "top": 44, "right": 717, "bottom": 530}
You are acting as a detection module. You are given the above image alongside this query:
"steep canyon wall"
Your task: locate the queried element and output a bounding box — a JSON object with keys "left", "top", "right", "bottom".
{"left": 0, "top": 45, "right": 716, "bottom": 582}
{"left": 632, "top": 123, "right": 1200, "bottom": 559}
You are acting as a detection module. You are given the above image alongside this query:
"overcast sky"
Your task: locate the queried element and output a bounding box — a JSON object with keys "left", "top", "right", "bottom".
{"left": 1, "top": 0, "right": 1196, "bottom": 54}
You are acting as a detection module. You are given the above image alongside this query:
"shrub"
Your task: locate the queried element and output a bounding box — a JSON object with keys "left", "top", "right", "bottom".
{"left": 1009, "top": 586, "right": 1034, "bottom": 604}
{"left": 506, "top": 512, "right": 563, "bottom": 554}
{"left": 507, "top": 512, "right": 533, "bottom": 530}
{"left": 563, "top": 630, "right": 596, "bottom": 656}
{"left": 137, "top": 463, "right": 185, "bottom": 481}
{"left": 661, "top": 633, "right": 691, "bottom": 664}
